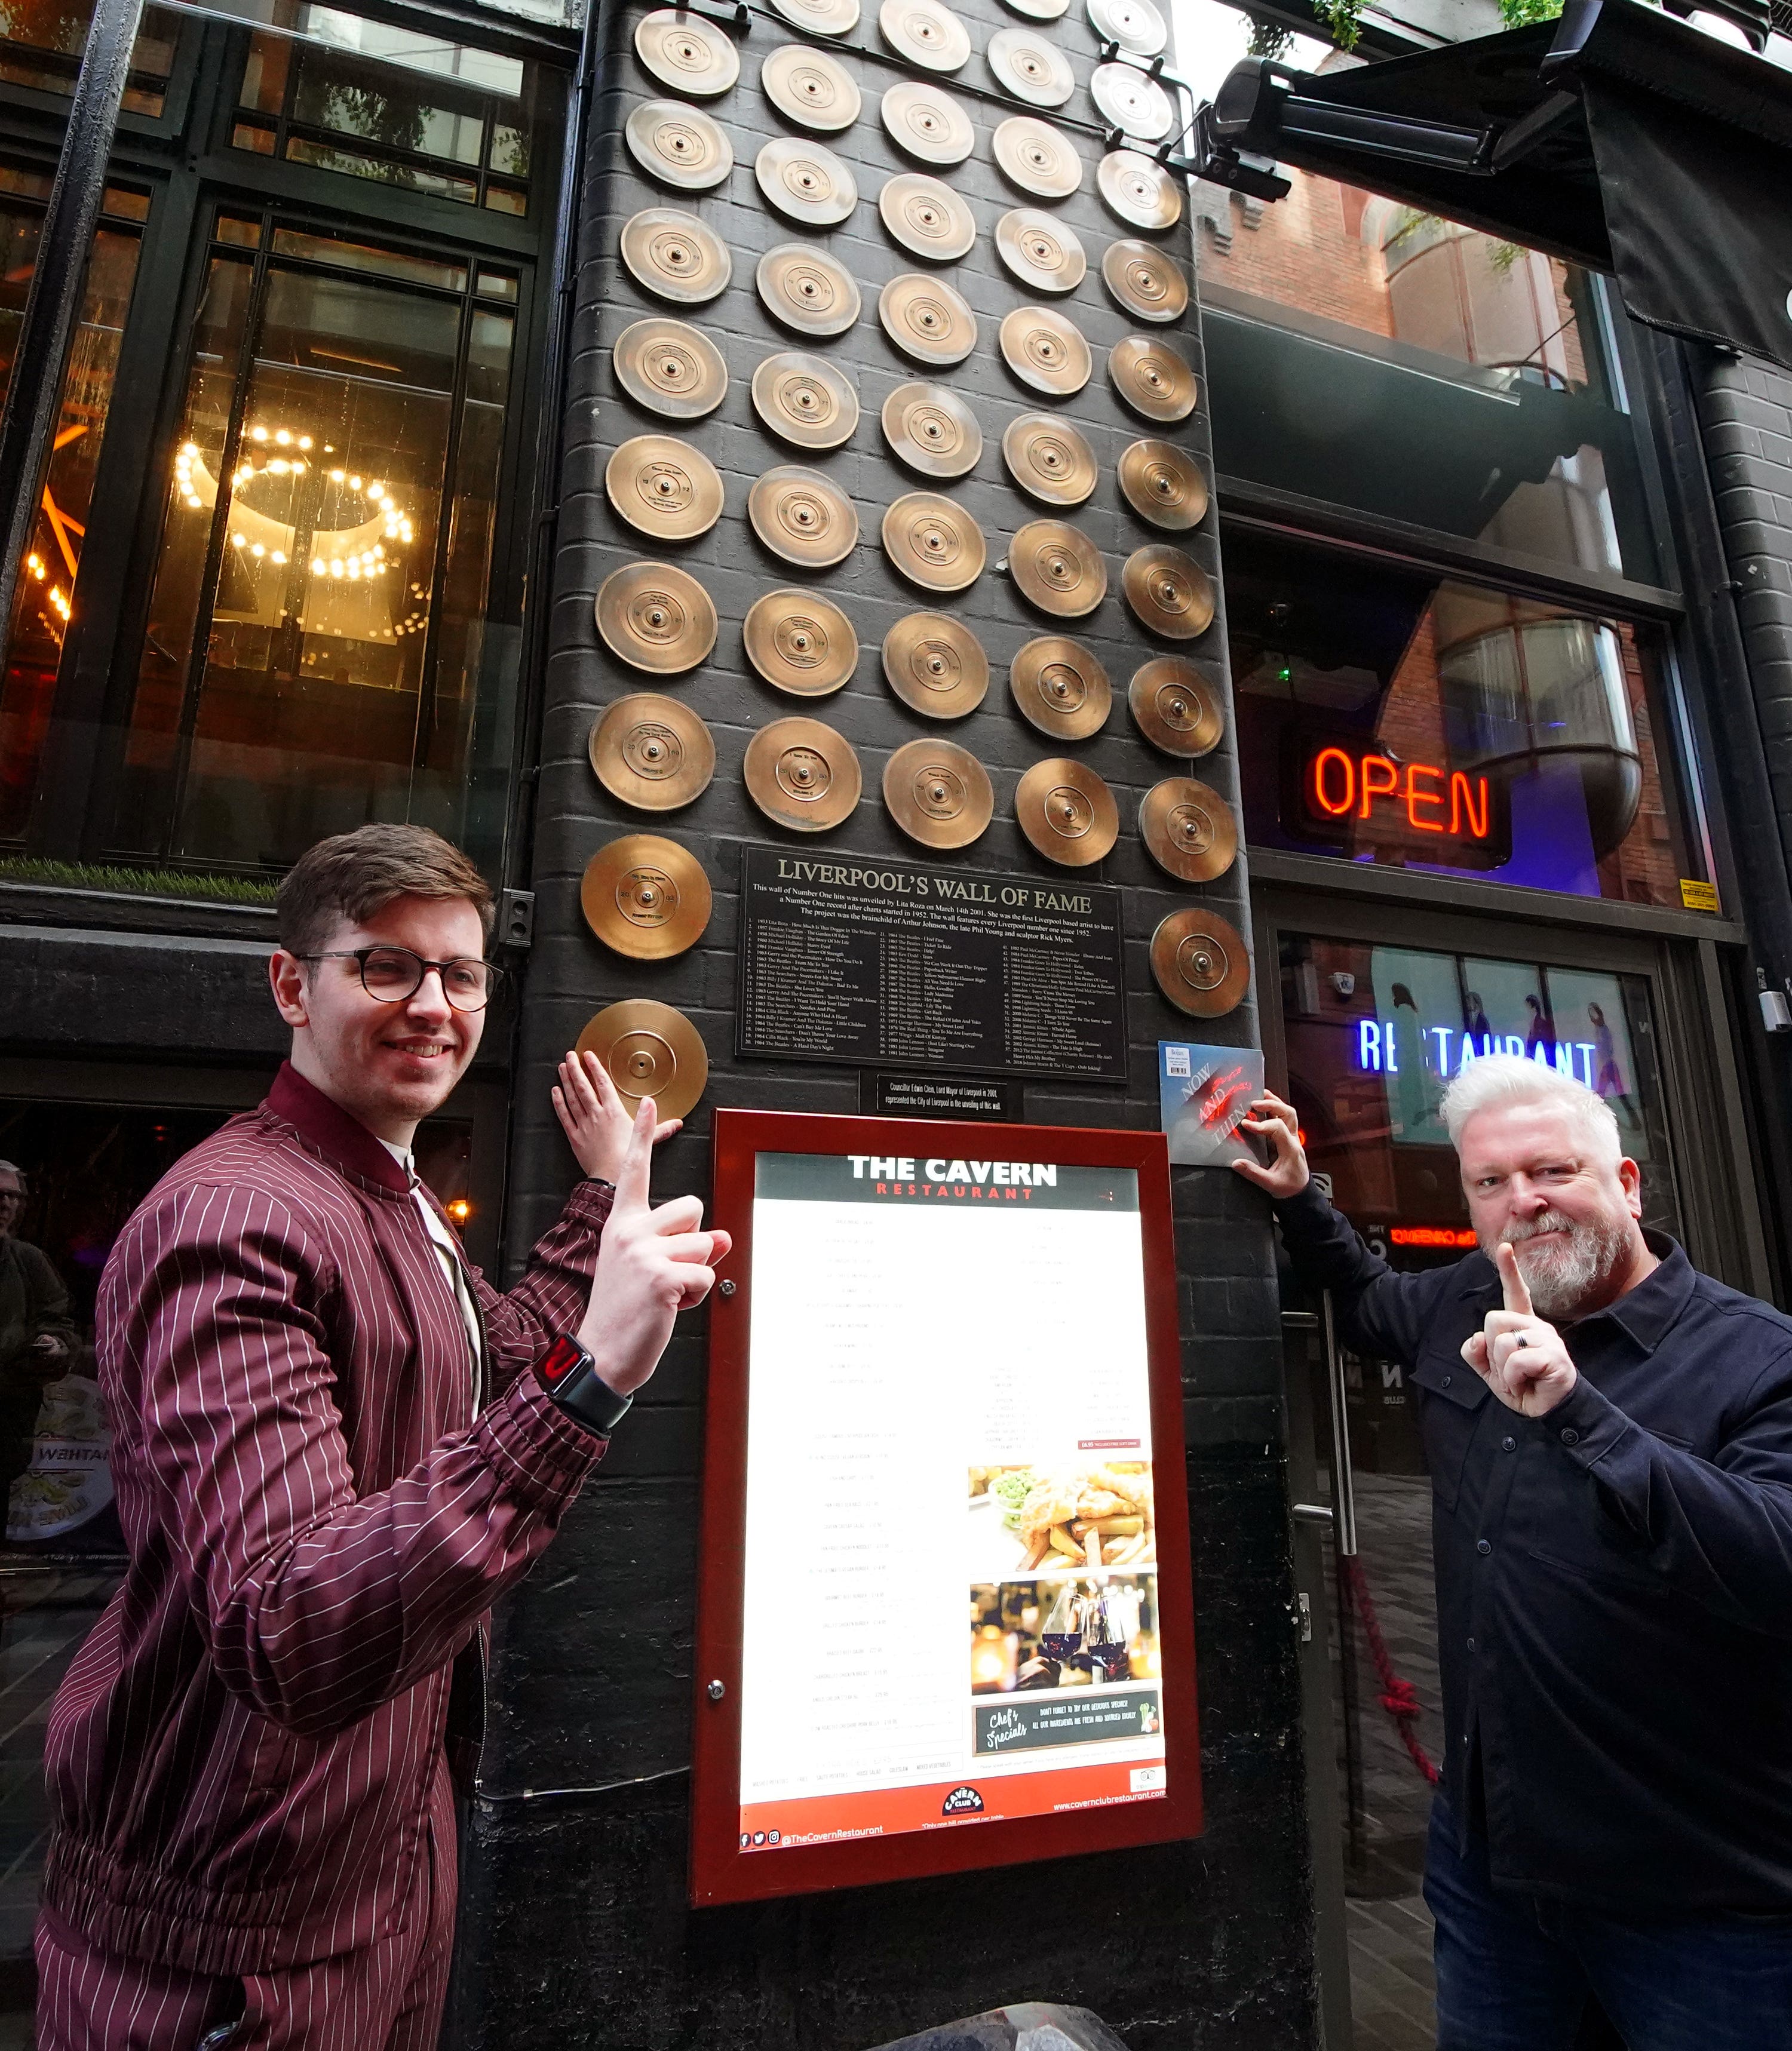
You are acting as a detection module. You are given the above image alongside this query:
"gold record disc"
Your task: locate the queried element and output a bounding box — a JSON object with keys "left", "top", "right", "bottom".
{"left": 595, "top": 560, "right": 719, "bottom": 673}
{"left": 1124, "top": 542, "right": 1215, "bottom": 639}
{"left": 999, "top": 305, "right": 1093, "bottom": 395}
{"left": 882, "top": 382, "right": 982, "bottom": 479}
{"left": 1102, "top": 238, "right": 1189, "bottom": 323}
{"left": 1009, "top": 635, "right": 1110, "bottom": 739}
{"left": 880, "top": 80, "right": 975, "bottom": 165}
{"left": 883, "top": 612, "right": 989, "bottom": 717}
{"left": 605, "top": 434, "right": 724, "bottom": 542}
{"left": 996, "top": 208, "right": 1087, "bottom": 294}
{"left": 1129, "top": 656, "right": 1222, "bottom": 755}
{"left": 883, "top": 738, "right": 993, "bottom": 849}
{"left": 1097, "top": 147, "right": 1183, "bottom": 231}
{"left": 581, "top": 834, "right": 713, "bottom": 959}
{"left": 769, "top": 0, "right": 860, "bottom": 35}
{"left": 1090, "top": 62, "right": 1173, "bottom": 141}
{"left": 576, "top": 999, "right": 709, "bottom": 1120}
{"left": 744, "top": 716, "right": 863, "bottom": 831}
{"left": 882, "top": 492, "right": 985, "bottom": 592}
{"left": 1004, "top": 0, "right": 1069, "bottom": 21}
{"left": 761, "top": 43, "right": 861, "bottom": 132}
{"left": 878, "top": 272, "right": 978, "bottom": 366}
{"left": 1016, "top": 757, "right": 1119, "bottom": 866}
{"left": 625, "top": 100, "right": 734, "bottom": 192}
{"left": 588, "top": 693, "right": 717, "bottom": 809}
{"left": 749, "top": 465, "right": 860, "bottom": 567}
{"left": 1088, "top": 0, "right": 1166, "bottom": 57}
{"left": 756, "top": 137, "right": 858, "bottom": 226}
{"left": 879, "top": 173, "right": 977, "bottom": 262}
{"left": 612, "top": 317, "right": 728, "bottom": 421}
{"left": 1150, "top": 908, "right": 1250, "bottom": 1018}
{"left": 1118, "top": 437, "right": 1208, "bottom": 530}
{"left": 1002, "top": 413, "right": 1097, "bottom": 506}
{"left": 986, "top": 27, "right": 1075, "bottom": 108}
{"left": 757, "top": 242, "right": 861, "bottom": 337}
{"left": 744, "top": 587, "right": 860, "bottom": 695}
{"left": 993, "top": 116, "right": 1084, "bottom": 198}
{"left": 751, "top": 351, "right": 860, "bottom": 451}
{"left": 634, "top": 9, "right": 741, "bottom": 96}
{"left": 1140, "top": 775, "right": 1236, "bottom": 883}
{"left": 1007, "top": 518, "right": 1107, "bottom": 617}
{"left": 620, "top": 207, "right": 732, "bottom": 308}
{"left": 1110, "top": 333, "right": 1199, "bottom": 422}
{"left": 879, "top": 0, "right": 971, "bottom": 71}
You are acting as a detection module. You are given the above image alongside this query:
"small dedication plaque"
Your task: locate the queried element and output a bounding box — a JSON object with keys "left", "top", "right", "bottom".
{"left": 737, "top": 845, "right": 1127, "bottom": 1082}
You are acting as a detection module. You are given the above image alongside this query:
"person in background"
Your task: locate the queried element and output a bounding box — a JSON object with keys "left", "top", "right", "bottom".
{"left": 1587, "top": 1002, "right": 1638, "bottom": 1128}
{"left": 1388, "top": 982, "right": 1432, "bottom": 1136}
{"left": 1463, "top": 990, "right": 1493, "bottom": 1049}
{"left": 1524, "top": 991, "right": 1556, "bottom": 1062}
{"left": 0, "top": 1161, "right": 76, "bottom": 1496}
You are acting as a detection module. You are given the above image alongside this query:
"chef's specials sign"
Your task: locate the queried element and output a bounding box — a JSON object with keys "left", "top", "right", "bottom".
{"left": 691, "top": 1112, "right": 1202, "bottom": 1903}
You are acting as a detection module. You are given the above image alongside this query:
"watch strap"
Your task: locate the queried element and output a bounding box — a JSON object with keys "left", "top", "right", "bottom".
{"left": 536, "top": 1332, "right": 633, "bottom": 1436}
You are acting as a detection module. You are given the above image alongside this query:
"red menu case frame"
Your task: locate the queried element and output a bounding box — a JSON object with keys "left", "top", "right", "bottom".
{"left": 688, "top": 1107, "right": 1204, "bottom": 1906}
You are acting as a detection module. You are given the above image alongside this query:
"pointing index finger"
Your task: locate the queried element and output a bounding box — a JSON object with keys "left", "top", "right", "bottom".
{"left": 615, "top": 1096, "right": 655, "bottom": 1210}
{"left": 1495, "top": 1242, "right": 1533, "bottom": 1318}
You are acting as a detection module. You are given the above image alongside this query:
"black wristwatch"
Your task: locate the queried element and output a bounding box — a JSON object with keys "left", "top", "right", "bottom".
{"left": 536, "top": 1333, "right": 633, "bottom": 1436}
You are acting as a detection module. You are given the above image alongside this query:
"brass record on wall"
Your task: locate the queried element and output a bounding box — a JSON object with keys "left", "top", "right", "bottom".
{"left": 1118, "top": 437, "right": 1208, "bottom": 530}
{"left": 879, "top": 173, "right": 977, "bottom": 262}
{"left": 1002, "top": 412, "right": 1097, "bottom": 506}
{"left": 634, "top": 8, "right": 741, "bottom": 96}
{"left": 883, "top": 738, "right": 994, "bottom": 849}
{"left": 744, "top": 716, "right": 863, "bottom": 831}
{"left": 1124, "top": 543, "right": 1215, "bottom": 640}
{"left": 588, "top": 693, "right": 717, "bottom": 810}
{"left": 595, "top": 560, "right": 719, "bottom": 672}
{"left": 1150, "top": 908, "right": 1249, "bottom": 1018}
{"left": 1007, "top": 518, "right": 1107, "bottom": 617}
{"left": 744, "top": 587, "right": 860, "bottom": 695}
{"left": 882, "top": 492, "right": 986, "bottom": 592}
{"left": 581, "top": 834, "right": 713, "bottom": 959}
{"left": 612, "top": 317, "right": 728, "bottom": 421}
{"left": 986, "top": 27, "right": 1075, "bottom": 108}
{"left": 1004, "top": 0, "right": 1069, "bottom": 22}
{"left": 620, "top": 207, "right": 732, "bottom": 307}
{"left": 882, "top": 382, "right": 982, "bottom": 479}
{"left": 879, "top": 0, "right": 971, "bottom": 71}
{"left": 757, "top": 242, "right": 861, "bottom": 337}
{"left": 749, "top": 465, "right": 860, "bottom": 567}
{"left": 1016, "top": 757, "right": 1119, "bottom": 866}
{"left": 605, "top": 434, "right": 724, "bottom": 542}
{"left": 993, "top": 116, "right": 1084, "bottom": 198}
{"left": 576, "top": 999, "right": 709, "bottom": 1120}
{"left": 880, "top": 80, "right": 976, "bottom": 165}
{"left": 996, "top": 208, "right": 1087, "bottom": 294}
{"left": 761, "top": 42, "right": 861, "bottom": 131}
{"left": 769, "top": 0, "right": 860, "bottom": 36}
{"left": 1088, "top": 0, "right": 1166, "bottom": 56}
{"left": 1140, "top": 776, "right": 1236, "bottom": 882}
{"left": 756, "top": 137, "right": 858, "bottom": 226}
{"left": 879, "top": 272, "right": 978, "bottom": 366}
{"left": 999, "top": 305, "right": 1093, "bottom": 395}
{"left": 624, "top": 100, "right": 734, "bottom": 191}
{"left": 1097, "top": 147, "right": 1183, "bottom": 231}
{"left": 1129, "top": 655, "right": 1222, "bottom": 756}
{"left": 1102, "top": 238, "right": 1189, "bottom": 323}
{"left": 1010, "top": 635, "right": 1110, "bottom": 739}
{"left": 751, "top": 351, "right": 860, "bottom": 450}
{"left": 883, "top": 612, "right": 989, "bottom": 717}
{"left": 1090, "top": 62, "right": 1174, "bottom": 140}
{"left": 1109, "top": 333, "right": 1198, "bottom": 422}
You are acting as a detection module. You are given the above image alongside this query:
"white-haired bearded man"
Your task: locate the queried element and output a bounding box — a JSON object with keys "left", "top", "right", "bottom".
{"left": 1234, "top": 1055, "right": 1792, "bottom": 2051}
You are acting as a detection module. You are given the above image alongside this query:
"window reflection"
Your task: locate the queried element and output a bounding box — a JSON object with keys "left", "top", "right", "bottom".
{"left": 0, "top": 0, "right": 179, "bottom": 115}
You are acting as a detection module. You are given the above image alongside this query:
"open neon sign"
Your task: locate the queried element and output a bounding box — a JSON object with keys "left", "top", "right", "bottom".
{"left": 1306, "top": 745, "right": 1493, "bottom": 842}
{"left": 1357, "top": 1021, "right": 1601, "bottom": 1087}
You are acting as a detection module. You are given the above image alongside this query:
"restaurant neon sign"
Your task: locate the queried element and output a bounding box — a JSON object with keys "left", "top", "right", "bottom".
{"left": 1356, "top": 1020, "right": 1600, "bottom": 1086}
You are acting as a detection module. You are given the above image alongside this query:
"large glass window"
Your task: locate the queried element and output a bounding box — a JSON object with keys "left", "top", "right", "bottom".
{"left": 0, "top": 0, "right": 179, "bottom": 116}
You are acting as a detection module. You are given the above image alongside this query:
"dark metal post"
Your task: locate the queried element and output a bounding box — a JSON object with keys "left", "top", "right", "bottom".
{"left": 0, "top": 0, "right": 145, "bottom": 644}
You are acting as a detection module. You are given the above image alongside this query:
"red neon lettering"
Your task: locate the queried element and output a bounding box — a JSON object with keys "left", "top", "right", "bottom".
{"left": 1450, "top": 771, "right": 1490, "bottom": 839}
{"left": 1389, "top": 1226, "right": 1478, "bottom": 1248}
{"left": 1358, "top": 754, "right": 1399, "bottom": 819}
{"left": 1309, "top": 746, "right": 1355, "bottom": 817}
{"left": 1404, "top": 763, "right": 1446, "bottom": 833}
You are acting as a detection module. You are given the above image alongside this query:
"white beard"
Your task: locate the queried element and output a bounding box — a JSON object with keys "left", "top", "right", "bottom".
{"left": 1489, "top": 1208, "right": 1634, "bottom": 1321}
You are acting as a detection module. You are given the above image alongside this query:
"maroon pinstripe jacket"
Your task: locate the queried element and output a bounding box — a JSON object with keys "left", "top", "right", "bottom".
{"left": 41, "top": 1063, "right": 609, "bottom": 1976}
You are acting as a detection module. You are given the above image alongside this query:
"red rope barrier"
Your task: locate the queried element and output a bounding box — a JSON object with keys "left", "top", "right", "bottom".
{"left": 1341, "top": 1554, "right": 1439, "bottom": 1786}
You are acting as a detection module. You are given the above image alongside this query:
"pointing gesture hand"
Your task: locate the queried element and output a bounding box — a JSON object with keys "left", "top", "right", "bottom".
{"left": 1229, "top": 1090, "right": 1312, "bottom": 1200}
{"left": 1461, "top": 1242, "right": 1578, "bottom": 1417}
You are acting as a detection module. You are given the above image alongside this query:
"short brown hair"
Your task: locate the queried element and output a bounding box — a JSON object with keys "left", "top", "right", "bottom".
{"left": 277, "top": 824, "right": 495, "bottom": 959}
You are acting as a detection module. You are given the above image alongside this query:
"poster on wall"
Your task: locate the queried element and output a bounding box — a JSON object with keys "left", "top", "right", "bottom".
{"left": 689, "top": 1110, "right": 1201, "bottom": 1905}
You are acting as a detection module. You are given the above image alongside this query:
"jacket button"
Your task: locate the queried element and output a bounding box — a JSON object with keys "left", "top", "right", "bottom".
{"left": 1441, "top": 1374, "right": 1453, "bottom": 1387}
{"left": 1477, "top": 1539, "right": 1492, "bottom": 1555}
{"left": 1466, "top": 1636, "right": 1477, "bottom": 1652}
{"left": 1560, "top": 1427, "right": 1580, "bottom": 1446}
{"left": 1502, "top": 1436, "right": 1516, "bottom": 1452}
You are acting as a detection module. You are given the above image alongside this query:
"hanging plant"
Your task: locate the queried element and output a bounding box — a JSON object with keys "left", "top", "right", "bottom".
{"left": 1499, "top": 0, "right": 1564, "bottom": 22}
{"left": 1246, "top": 16, "right": 1296, "bottom": 56}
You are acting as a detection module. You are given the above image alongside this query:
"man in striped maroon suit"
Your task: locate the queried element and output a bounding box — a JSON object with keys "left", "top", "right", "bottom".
{"left": 32, "top": 824, "right": 728, "bottom": 2050}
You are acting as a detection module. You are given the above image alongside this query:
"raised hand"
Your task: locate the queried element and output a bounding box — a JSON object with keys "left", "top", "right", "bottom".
{"left": 1229, "top": 1089, "right": 1312, "bottom": 1200}
{"left": 575, "top": 1097, "right": 732, "bottom": 1398}
{"left": 1461, "top": 1242, "right": 1578, "bottom": 1416}
{"left": 553, "top": 1048, "right": 681, "bottom": 1184}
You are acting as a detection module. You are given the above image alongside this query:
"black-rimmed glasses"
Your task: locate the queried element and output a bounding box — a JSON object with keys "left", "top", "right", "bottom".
{"left": 300, "top": 947, "right": 505, "bottom": 1012}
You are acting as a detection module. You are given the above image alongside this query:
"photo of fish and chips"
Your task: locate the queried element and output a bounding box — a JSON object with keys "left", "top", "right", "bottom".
{"left": 968, "top": 1462, "right": 1155, "bottom": 1579}
{"left": 970, "top": 1577, "right": 1161, "bottom": 1695}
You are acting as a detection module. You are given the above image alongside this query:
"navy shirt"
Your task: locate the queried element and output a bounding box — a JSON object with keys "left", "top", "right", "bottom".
{"left": 1275, "top": 1181, "right": 1792, "bottom": 1913}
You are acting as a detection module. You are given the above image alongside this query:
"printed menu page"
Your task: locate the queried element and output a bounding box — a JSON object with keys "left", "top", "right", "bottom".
{"left": 737, "top": 1149, "right": 1167, "bottom": 1854}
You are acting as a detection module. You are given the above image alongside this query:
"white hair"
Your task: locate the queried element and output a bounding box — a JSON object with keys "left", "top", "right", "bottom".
{"left": 1439, "top": 1053, "right": 1622, "bottom": 1167}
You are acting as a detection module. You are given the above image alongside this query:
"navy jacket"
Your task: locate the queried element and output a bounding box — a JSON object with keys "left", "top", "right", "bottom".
{"left": 1275, "top": 1181, "right": 1792, "bottom": 1912}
